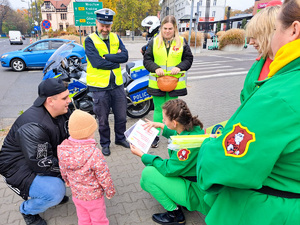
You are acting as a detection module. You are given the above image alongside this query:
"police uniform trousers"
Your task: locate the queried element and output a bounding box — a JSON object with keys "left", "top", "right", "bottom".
{"left": 92, "top": 85, "right": 127, "bottom": 147}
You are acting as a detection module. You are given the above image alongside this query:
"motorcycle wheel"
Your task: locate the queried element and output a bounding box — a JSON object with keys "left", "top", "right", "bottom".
{"left": 127, "top": 99, "right": 153, "bottom": 118}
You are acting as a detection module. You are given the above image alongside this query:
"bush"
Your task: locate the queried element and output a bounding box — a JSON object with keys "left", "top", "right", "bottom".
{"left": 216, "top": 31, "right": 225, "bottom": 38}
{"left": 181, "top": 31, "right": 203, "bottom": 47}
{"left": 66, "top": 25, "right": 78, "bottom": 35}
{"left": 218, "top": 29, "right": 246, "bottom": 49}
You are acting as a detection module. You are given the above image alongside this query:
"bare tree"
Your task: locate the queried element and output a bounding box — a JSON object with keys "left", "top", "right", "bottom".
{"left": 0, "top": 0, "right": 11, "bottom": 34}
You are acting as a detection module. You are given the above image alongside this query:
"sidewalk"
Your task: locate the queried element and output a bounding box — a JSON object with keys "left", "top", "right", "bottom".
{"left": 0, "top": 113, "right": 206, "bottom": 225}
{"left": 0, "top": 41, "right": 255, "bottom": 225}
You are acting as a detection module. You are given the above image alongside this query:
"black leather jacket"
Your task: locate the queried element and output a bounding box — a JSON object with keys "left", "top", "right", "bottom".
{"left": 0, "top": 105, "right": 70, "bottom": 199}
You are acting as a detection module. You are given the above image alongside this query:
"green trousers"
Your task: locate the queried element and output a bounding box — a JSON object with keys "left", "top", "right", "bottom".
{"left": 152, "top": 94, "right": 178, "bottom": 135}
{"left": 140, "top": 166, "right": 209, "bottom": 214}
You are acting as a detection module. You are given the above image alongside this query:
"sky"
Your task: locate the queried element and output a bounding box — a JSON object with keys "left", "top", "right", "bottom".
{"left": 10, "top": 0, "right": 255, "bottom": 11}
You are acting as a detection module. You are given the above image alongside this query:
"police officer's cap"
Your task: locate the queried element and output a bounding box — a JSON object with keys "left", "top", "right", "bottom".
{"left": 95, "top": 8, "right": 115, "bottom": 25}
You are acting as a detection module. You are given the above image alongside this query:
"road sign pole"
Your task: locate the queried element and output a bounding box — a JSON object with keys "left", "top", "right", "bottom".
{"left": 79, "top": 26, "right": 82, "bottom": 45}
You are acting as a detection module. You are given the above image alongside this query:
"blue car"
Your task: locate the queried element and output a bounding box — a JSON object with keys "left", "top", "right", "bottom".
{"left": 0, "top": 38, "right": 86, "bottom": 71}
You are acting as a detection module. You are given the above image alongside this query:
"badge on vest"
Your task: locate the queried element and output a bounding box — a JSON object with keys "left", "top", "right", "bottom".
{"left": 177, "top": 149, "right": 190, "bottom": 161}
{"left": 173, "top": 46, "right": 179, "bottom": 51}
{"left": 222, "top": 123, "right": 255, "bottom": 157}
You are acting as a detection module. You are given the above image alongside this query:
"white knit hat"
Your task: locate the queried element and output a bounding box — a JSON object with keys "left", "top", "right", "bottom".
{"left": 68, "top": 110, "right": 98, "bottom": 139}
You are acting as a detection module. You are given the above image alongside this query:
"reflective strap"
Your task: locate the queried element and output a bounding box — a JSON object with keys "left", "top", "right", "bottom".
{"left": 149, "top": 75, "right": 185, "bottom": 82}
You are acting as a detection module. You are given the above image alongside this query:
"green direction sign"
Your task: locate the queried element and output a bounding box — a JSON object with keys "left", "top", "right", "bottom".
{"left": 73, "top": 2, "right": 103, "bottom": 26}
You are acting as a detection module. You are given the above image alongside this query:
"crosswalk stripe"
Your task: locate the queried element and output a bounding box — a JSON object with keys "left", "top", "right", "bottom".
{"left": 187, "top": 67, "right": 245, "bottom": 75}
{"left": 187, "top": 71, "right": 248, "bottom": 80}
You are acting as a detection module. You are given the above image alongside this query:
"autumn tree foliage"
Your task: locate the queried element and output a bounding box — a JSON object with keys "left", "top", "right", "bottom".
{"left": 113, "top": 0, "right": 160, "bottom": 34}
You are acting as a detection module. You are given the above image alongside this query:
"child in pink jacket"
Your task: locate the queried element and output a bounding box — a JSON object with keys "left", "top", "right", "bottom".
{"left": 58, "top": 110, "right": 115, "bottom": 225}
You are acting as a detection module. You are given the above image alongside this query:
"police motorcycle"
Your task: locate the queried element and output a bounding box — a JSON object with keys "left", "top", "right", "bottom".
{"left": 43, "top": 41, "right": 153, "bottom": 118}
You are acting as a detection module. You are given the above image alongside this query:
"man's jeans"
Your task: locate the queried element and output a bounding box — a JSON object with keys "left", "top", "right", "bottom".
{"left": 20, "top": 175, "right": 66, "bottom": 215}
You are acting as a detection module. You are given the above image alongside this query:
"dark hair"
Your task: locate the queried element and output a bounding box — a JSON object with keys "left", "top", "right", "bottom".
{"left": 162, "top": 99, "right": 203, "bottom": 131}
{"left": 280, "top": 0, "right": 300, "bottom": 29}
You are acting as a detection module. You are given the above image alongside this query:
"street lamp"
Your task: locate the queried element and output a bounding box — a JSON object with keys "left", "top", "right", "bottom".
{"left": 21, "top": 0, "right": 41, "bottom": 40}
{"left": 21, "top": 0, "right": 33, "bottom": 37}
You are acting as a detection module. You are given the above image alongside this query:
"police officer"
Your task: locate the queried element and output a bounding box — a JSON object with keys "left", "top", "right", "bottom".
{"left": 84, "top": 8, "right": 130, "bottom": 156}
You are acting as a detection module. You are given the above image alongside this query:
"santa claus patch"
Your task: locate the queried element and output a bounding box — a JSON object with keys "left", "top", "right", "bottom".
{"left": 222, "top": 123, "right": 255, "bottom": 157}
{"left": 177, "top": 149, "right": 190, "bottom": 161}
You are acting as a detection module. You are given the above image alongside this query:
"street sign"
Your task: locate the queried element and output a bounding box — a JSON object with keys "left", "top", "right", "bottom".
{"left": 34, "top": 26, "right": 41, "bottom": 31}
{"left": 73, "top": 2, "right": 103, "bottom": 26}
{"left": 42, "top": 20, "right": 51, "bottom": 29}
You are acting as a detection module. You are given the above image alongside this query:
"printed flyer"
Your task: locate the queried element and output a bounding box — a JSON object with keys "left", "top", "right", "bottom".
{"left": 124, "top": 119, "right": 159, "bottom": 153}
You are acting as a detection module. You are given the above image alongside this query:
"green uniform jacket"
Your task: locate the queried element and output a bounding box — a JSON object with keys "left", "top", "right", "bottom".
{"left": 142, "top": 125, "right": 204, "bottom": 177}
{"left": 142, "top": 125, "right": 209, "bottom": 212}
{"left": 240, "top": 57, "right": 266, "bottom": 103}
{"left": 197, "top": 42, "right": 300, "bottom": 225}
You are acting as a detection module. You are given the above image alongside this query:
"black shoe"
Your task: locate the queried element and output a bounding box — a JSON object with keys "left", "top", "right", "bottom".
{"left": 115, "top": 140, "right": 130, "bottom": 148}
{"left": 59, "top": 195, "right": 69, "bottom": 205}
{"left": 151, "top": 136, "right": 160, "bottom": 148}
{"left": 152, "top": 207, "right": 185, "bottom": 225}
{"left": 102, "top": 146, "right": 111, "bottom": 156}
{"left": 21, "top": 213, "right": 47, "bottom": 225}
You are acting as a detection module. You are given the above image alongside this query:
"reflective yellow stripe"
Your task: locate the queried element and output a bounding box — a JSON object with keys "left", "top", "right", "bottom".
{"left": 150, "top": 37, "right": 186, "bottom": 91}
{"left": 84, "top": 32, "right": 122, "bottom": 88}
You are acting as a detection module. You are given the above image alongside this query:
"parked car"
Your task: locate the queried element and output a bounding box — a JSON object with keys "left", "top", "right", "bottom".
{"left": 9, "top": 30, "right": 23, "bottom": 45}
{"left": 0, "top": 38, "right": 87, "bottom": 71}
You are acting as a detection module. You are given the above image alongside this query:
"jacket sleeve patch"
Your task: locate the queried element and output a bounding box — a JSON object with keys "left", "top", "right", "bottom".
{"left": 222, "top": 123, "right": 255, "bottom": 157}
{"left": 177, "top": 149, "right": 190, "bottom": 161}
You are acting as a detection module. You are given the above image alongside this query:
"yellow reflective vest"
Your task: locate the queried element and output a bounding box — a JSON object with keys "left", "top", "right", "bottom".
{"left": 148, "top": 36, "right": 187, "bottom": 96}
{"left": 84, "top": 32, "right": 122, "bottom": 88}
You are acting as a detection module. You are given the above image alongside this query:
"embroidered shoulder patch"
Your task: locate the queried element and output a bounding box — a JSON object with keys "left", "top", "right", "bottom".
{"left": 177, "top": 149, "right": 190, "bottom": 161}
{"left": 222, "top": 123, "right": 255, "bottom": 157}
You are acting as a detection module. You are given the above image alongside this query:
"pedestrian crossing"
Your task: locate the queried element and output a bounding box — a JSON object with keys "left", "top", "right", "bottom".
{"left": 186, "top": 56, "right": 255, "bottom": 80}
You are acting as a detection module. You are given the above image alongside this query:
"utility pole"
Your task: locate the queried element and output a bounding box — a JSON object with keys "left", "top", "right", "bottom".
{"left": 194, "top": 1, "right": 200, "bottom": 54}
{"left": 34, "top": 0, "right": 41, "bottom": 39}
{"left": 188, "top": 0, "right": 194, "bottom": 46}
{"left": 203, "top": 0, "right": 210, "bottom": 49}
{"left": 132, "top": 18, "right": 134, "bottom": 41}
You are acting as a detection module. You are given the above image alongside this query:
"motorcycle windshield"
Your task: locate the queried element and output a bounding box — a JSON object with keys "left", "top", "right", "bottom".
{"left": 43, "top": 41, "right": 75, "bottom": 74}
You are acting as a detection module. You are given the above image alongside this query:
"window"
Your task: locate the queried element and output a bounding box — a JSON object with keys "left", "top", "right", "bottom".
{"left": 199, "top": 11, "right": 202, "bottom": 17}
{"left": 61, "top": 13, "right": 67, "bottom": 20}
{"left": 31, "top": 41, "right": 49, "bottom": 51}
{"left": 47, "top": 13, "right": 52, "bottom": 20}
{"left": 199, "top": 0, "right": 202, "bottom": 6}
{"left": 213, "top": 0, "right": 217, "bottom": 6}
{"left": 212, "top": 11, "right": 216, "bottom": 17}
{"left": 60, "top": 25, "right": 63, "bottom": 30}
{"left": 50, "top": 41, "right": 65, "bottom": 49}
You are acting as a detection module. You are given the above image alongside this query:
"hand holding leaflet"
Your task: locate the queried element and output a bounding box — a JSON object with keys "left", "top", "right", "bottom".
{"left": 124, "top": 119, "right": 159, "bottom": 153}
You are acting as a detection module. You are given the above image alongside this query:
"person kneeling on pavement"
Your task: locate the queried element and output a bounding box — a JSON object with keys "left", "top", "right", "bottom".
{"left": 130, "top": 99, "right": 209, "bottom": 225}
{"left": 0, "top": 78, "right": 71, "bottom": 225}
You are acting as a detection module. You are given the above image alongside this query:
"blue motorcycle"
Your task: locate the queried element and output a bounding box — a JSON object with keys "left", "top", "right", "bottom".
{"left": 43, "top": 41, "right": 153, "bottom": 118}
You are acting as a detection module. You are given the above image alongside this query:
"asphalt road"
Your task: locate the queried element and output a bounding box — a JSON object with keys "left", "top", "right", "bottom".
{"left": 0, "top": 38, "right": 257, "bottom": 126}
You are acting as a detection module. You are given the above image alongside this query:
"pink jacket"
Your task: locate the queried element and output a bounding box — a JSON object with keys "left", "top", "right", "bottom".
{"left": 58, "top": 137, "right": 115, "bottom": 200}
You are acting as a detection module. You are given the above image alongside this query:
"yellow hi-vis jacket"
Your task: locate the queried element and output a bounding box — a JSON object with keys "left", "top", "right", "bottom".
{"left": 84, "top": 32, "right": 122, "bottom": 88}
{"left": 148, "top": 36, "right": 186, "bottom": 96}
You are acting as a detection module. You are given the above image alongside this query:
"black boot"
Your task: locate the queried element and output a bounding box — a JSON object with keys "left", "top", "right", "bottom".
{"left": 152, "top": 207, "right": 186, "bottom": 225}
{"left": 21, "top": 213, "right": 47, "bottom": 225}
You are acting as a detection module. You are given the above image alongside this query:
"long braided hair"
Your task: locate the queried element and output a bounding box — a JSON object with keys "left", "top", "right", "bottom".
{"left": 162, "top": 99, "right": 203, "bottom": 131}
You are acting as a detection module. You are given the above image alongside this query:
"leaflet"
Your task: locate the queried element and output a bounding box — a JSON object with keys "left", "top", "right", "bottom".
{"left": 124, "top": 119, "right": 159, "bottom": 153}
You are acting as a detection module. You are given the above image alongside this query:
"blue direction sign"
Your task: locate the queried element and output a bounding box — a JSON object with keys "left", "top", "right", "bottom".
{"left": 34, "top": 26, "right": 41, "bottom": 31}
{"left": 42, "top": 20, "right": 51, "bottom": 29}
{"left": 73, "top": 2, "right": 102, "bottom": 26}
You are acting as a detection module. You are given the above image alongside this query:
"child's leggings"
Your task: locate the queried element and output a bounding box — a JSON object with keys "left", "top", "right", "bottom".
{"left": 73, "top": 196, "right": 109, "bottom": 225}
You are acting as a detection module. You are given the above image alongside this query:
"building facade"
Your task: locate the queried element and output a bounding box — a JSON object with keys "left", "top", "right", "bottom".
{"left": 41, "top": 0, "right": 94, "bottom": 35}
{"left": 253, "top": 0, "right": 282, "bottom": 15}
{"left": 160, "top": 0, "right": 226, "bottom": 33}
